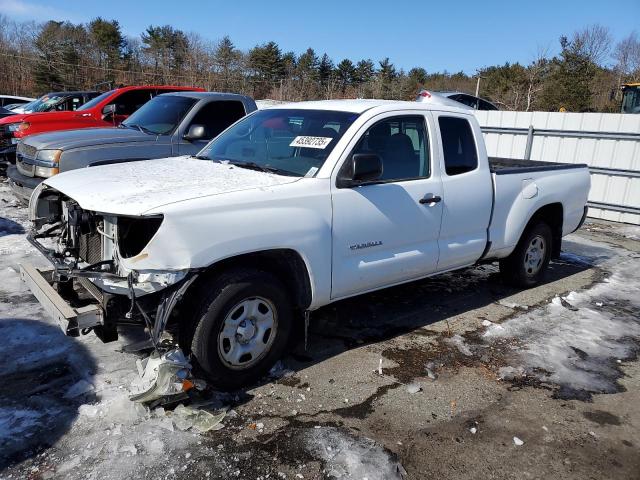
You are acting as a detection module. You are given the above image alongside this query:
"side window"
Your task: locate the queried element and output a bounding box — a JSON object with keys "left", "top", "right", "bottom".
{"left": 349, "top": 115, "right": 429, "bottom": 181}
{"left": 109, "top": 90, "right": 154, "bottom": 115}
{"left": 187, "top": 101, "right": 246, "bottom": 140}
{"left": 438, "top": 116, "right": 478, "bottom": 176}
{"left": 478, "top": 99, "right": 497, "bottom": 111}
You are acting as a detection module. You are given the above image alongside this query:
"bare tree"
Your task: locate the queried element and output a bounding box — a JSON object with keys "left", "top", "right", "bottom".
{"left": 571, "top": 24, "right": 612, "bottom": 65}
{"left": 613, "top": 31, "right": 640, "bottom": 81}
{"left": 525, "top": 46, "right": 550, "bottom": 111}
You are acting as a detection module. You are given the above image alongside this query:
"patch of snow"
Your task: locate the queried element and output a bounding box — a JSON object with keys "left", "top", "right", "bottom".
{"left": 445, "top": 334, "right": 473, "bottom": 356}
{"left": 485, "top": 235, "right": 640, "bottom": 395}
{"left": 406, "top": 383, "right": 421, "bottom": 394}
{"left": 498, "top": 299, "right": 528, "bottom": 310}
{"left": 303, "top": 427, "right": 406, "bottom": 480}
{"left": 618, "top": 225, "right": 640, "bottom": 241}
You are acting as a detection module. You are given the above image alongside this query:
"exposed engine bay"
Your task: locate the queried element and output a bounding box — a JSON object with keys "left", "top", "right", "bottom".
{"left": 26, "top": 184, "right": 200, "bottom": 404}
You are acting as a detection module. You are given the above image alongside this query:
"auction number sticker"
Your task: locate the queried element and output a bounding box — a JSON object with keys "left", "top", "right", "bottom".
{"left": 290, "top": 136, "right": 333, "bottom": 149}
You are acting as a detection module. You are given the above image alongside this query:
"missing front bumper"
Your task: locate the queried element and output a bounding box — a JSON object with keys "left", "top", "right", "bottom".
{"left": 19, "top": 263, "right": 104, "bottom": 336}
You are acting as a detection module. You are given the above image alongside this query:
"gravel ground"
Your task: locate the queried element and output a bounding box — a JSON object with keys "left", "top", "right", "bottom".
{"left": 0, "top": 178, "right": 639, "bottom": 480}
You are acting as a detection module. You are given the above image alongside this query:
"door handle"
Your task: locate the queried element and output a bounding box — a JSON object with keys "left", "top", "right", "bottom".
{"left": 419, "top": 195, "right": 442, "bottom": 204}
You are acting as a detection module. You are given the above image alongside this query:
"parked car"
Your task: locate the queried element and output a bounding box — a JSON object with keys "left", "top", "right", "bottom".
{"left": 23, "top": 99, "right": 590, "bottom": 394}
{"left": 8, "top": 91, "right": 99, "bottom": 114}
{"left": 8, "top": 92, "right": 256, "bottom": 201}
{"left": 0, "top": 106, "right": 16, "bottom": 119}
{"left": 0, "top": 94, "right": 35, "bottom": 108}
{"left": 417, "top": 89, "right": 499, "bottom": 110}
{"left": 0, "top": 91, "right": 100, "bottom": 163}
{"left": 0, "top": 86, "right": 203, "bottom": 164}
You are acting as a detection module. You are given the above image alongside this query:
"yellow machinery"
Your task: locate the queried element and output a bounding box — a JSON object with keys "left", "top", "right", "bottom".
{"left": 621, "top": 83, "right": 640, "bottom": 113}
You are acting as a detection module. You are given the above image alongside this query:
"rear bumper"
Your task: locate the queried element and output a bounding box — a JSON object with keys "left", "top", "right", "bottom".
{"left": 7, "top": 164, "right": 42, "bottom": 202}
{"left": 19, "top": 263, "right": 103, "bottom": 336}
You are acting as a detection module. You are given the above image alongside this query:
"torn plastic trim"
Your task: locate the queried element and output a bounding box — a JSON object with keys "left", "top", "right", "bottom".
{"left": 129, "top": 348, "right": 193, "bottom": 403}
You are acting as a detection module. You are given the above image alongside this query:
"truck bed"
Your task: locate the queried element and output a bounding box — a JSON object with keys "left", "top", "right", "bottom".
{"left": 489, "top": 157, "right": 588, "bottom": 175}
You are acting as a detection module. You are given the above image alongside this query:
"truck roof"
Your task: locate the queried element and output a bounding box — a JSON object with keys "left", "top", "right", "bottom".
{"left": 42, "top": 91, "right": 98, "bottom": 96}
{"left": 276, "top": 98, "right": 471, "bottom": 114}
{"left": 159, "top": 91, "right": 252, "bottom": 101}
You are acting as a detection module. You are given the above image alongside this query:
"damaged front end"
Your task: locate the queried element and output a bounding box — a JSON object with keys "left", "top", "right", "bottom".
{"left": 22, "top": 183, "right": 198, "bottom": 403}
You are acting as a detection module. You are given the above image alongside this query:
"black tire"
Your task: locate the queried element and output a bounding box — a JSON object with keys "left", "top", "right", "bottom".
{"left": 499, "top": 222, "right": 553, "bottom": 288}
{"left": 185, "top": 268, "right": 293, "bottom": 390}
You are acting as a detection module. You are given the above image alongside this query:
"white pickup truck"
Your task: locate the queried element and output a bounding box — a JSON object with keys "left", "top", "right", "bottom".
{"left": 23, "top": 98, "right": 590, "bottom": 393}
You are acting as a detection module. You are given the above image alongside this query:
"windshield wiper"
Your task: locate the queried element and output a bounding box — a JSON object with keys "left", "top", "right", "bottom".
{"left": 228, "top": 161, "right": 295, "bottom": 176}
{"left": 123, "top": 123, "right": 155, "bottom": 135}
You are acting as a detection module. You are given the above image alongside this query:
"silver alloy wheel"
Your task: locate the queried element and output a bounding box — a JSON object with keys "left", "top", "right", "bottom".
{"left": 218, "top": 296, "right": 278, "bottom": 370}
{"left": 524, "top": 234, "right": 546, "bottom": 276}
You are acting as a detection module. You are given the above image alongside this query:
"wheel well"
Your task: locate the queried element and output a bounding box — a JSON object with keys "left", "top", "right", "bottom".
{"left": 192, "top": 249, "right": 312, "bottom": 310}
{"left": 526, "top": 203, "right": 563, "bottom": 258}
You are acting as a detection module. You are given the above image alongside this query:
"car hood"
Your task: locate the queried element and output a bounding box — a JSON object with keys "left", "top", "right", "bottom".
{"left": 43, "top": 156, "right": 299, "bottom": 216}
{"left": 0, "top": 113, "right": 27, "bottom": 125}
{"left": 24, "top": 127, "right": 153, "bottom": 151}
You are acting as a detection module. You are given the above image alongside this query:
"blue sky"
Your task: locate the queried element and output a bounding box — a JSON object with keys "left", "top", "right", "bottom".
{"left": 1, "top": 0, "right": 637, "bottom": 73}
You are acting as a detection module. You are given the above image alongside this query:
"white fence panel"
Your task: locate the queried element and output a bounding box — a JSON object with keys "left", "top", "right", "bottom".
{"left": 475, "top": 111, "right": 640, "bottom": 225}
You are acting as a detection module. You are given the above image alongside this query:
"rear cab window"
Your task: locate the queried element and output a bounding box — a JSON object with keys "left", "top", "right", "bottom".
{"left": 438, "top": 116, "right": 478, "bottom": 176}
{"left": 186, "top": 101, "right": 246, "bottom": 140}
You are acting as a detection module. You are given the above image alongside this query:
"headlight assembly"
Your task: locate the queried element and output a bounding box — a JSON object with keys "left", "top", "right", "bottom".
{"left": 36, "top": 149, "right": 62, "bottom": 165}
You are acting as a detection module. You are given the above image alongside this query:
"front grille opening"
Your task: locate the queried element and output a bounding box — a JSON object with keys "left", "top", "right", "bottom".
{"left": 79, "top": 231, "right": 103, "bottom": 264}
{"left": 118, "top": 216, "right": 163, "bottom": 258}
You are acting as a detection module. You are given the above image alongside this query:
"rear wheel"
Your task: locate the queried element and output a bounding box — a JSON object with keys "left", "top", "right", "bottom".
{"left": 499, "top": 222, "right": 553, "bottom": 288}
{"left": 186, "top": 268, "right": 293, "bottom": 390}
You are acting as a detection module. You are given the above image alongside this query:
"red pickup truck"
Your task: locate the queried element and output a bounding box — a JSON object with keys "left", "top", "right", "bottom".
{"left": 0, "top": 85, "right": 204, "bottom": 164}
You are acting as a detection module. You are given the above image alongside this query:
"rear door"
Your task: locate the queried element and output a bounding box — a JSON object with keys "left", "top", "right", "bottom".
{"left": 331, "top": 112, "right": 443, "bottom": 299}
{"left": 433, "top": 113, "right": 492, "bottom": 270}
{"left": 176, "top": 100, "right": 247, "bottom": 155}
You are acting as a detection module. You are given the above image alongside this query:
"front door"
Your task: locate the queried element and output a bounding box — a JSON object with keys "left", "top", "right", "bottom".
{"left": 331, "top": 113, "right": 443, "bottom": 299}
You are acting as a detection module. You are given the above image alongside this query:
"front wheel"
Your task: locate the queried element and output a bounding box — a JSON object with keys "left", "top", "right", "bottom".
{"left": 187, "top": 268, "right": 293, "bottom": 390}
{"left": 499, "top": 222, "right": 553, "bottom": 288}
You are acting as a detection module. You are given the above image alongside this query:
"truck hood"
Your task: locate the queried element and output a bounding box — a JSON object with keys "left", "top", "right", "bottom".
{"left": 43, "top": 156, "right": 299, "bottom": 216}
{"left": 24, "top": 127, "right": 153, "bottom": 151}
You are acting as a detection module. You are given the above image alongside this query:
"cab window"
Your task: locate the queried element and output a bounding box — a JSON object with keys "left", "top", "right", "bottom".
{"left": 108, "top": 90, "right": 155, "bottom": 115}
{"left": 348, "top": 115, "right": 429, "bottom": 181}
{"left": 439, "top": 116, "right": 478, "bottom": 176}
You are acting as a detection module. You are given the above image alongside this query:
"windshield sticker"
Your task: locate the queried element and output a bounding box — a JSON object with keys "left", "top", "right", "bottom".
{"left": 290, "top": 136, "right": 333, "bottom": 149}
{"left": 304, "top": 166, "right": 319, "bottom": 177}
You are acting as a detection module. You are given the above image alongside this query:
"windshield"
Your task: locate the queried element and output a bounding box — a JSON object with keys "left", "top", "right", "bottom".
{"left": 10, "top": 100, "right": 35, "bottom": 111}
{"left": 622, "top": 87, "right": 640, "bottom": 114}
{"left": 121, "top": 95, "right": 197, "bottom": 135}
{"left": 77, "top": 90, "right": 114, "bottom": 111}
{"left": 197, "top": 108, "right": 359, "bottom": 177}
{"left": 28, "top": 95, "right": 66, "bottom": 112}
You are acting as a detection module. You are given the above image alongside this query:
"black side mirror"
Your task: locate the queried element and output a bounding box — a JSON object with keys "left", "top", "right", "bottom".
{"left": 101, "top": 104, "right": 116, "bottom": 119}
{"left": 337, "top": 153, "right": 383, "bottom": 188}
{"left": 183, "top": 124, "right": 206, "bottom": 141}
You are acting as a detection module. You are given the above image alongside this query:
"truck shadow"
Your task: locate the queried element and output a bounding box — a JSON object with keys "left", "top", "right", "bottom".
{"left": 0, "top": 217, "right": 24, "bottom": 237}
{"left": 281, "top": 254, "right": 594, "bottom": 377}
{"left": 0, "top": 319, "right": 97, "bottom": 471}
